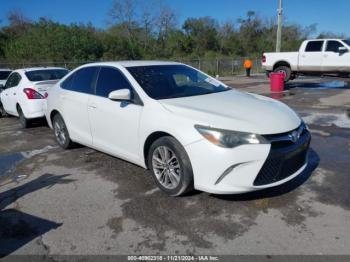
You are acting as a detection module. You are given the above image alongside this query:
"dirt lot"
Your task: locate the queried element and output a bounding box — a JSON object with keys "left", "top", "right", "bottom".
{"left": 1, "top": 75, "right": 350, "bottom": 257}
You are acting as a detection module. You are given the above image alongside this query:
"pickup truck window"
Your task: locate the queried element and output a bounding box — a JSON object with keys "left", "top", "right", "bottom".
{"left": 326, "top": 41, "right": 344, "bottom": 52}
{"left": 343, "top": 39, "right": 350, "bottom": 46}
{"left": 305, "top": 41, "right": 324, "bottom": 52}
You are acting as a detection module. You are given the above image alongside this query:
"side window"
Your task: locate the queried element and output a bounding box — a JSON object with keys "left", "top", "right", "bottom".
{"left": 305, "top": 41, "right": 324, "bottom": 52}
{"left": 61, "top": 74, "right": 75, "bottom": 90}
{"left": 62, "top": 67, "right": 98, "bottom": 94}
{"left": 5, "top": 73, "right": 21, "bottom": 89}
{"left": 95, "top": 67, "right": 132, "bottom": 98}
{"left": 326, "top": 41, "right": 344, "bottom": 52}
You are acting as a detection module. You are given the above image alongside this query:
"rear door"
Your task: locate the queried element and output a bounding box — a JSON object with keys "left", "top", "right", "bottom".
{"left": 87, "top": 66, "right": 143, "bottom": 162}
{"left": 60, "top": 67, "right": 99, "bottom": 146}
{"left": 322, "top": 40, "right": 350, "bottom": 72}
{"left": 298, "top": 40, "right": 325, "bottom": 72}
{"left": 2, "top": 73, "right": 22, "bottom": 114}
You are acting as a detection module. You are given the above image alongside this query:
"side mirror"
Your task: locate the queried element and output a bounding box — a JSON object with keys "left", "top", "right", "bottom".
{"left": 338, "top": 46, "right": 348, "bottom": 53}
{"left": 108, "top": 89, "right": 131, "bottom": 101}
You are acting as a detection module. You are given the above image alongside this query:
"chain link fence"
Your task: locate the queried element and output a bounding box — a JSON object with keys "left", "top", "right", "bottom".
{"left": 0, "top": 57, "right": 264, "bottom": 76}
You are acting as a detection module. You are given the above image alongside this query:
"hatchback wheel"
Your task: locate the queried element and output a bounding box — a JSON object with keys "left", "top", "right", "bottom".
{"left": 0, "top": 103, "right": 8, "bottom": 118}
{"left": 148, "top": 136, "right": 194, "bottom": 196}
{"left": 52, "top": 114, "right": 74, "bottom": 149}
{"left": 18, "top": 106, "right": 31, "bottom": 128}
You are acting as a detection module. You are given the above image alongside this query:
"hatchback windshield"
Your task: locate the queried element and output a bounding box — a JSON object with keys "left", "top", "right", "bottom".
{"left": 25, "top": 69, "right": 69, "bottom": 82}
{"left": 127, "top": 65, "right": 229, "bottom": 100}
{"left": 0, "top": 71, "right": 11, "bottom": 80}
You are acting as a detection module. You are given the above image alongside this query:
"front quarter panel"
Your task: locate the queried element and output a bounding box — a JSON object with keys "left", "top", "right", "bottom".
{"left": 139, "top": 100, "right": 203, "bottom": 166}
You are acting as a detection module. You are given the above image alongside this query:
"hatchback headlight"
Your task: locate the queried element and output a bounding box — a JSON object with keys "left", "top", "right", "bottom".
{"left": 195, "top": 125, "right": 268, "bottom": 148}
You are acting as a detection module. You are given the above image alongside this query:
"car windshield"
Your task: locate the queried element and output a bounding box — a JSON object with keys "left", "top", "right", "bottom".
{"left": 127, "top": 65, "right": 230, "bottom": 100}
{"left": 25, "top": 69, "right": 69, "bottom": 82}
{"left": 0, "top": 71, "right": 11, "bottom": 80}
{"left": 343, "top": 39, "right": 350, "bottom": 46}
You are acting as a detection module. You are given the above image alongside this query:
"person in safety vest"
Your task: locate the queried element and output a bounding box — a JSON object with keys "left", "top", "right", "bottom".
{"left": 244, "top": 59, "right": 253, "bottom": 77}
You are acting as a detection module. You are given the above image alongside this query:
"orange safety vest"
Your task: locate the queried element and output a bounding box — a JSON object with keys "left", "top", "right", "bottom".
{"left": 244, "top": 59, "right": 253, "bottom": 69}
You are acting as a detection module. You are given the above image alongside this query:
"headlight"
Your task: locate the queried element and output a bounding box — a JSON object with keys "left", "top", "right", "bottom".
{"left": 195, "top": 125, "right": 268, "bottom": 148}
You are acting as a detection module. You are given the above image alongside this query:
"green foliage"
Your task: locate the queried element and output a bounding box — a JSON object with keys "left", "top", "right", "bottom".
{"left": 0, "top": 8, "right": 320, "bottom": 63}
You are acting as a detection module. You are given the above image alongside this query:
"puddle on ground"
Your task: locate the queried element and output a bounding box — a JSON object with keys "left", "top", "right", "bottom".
{"left": 0, "top": 153, "right": 24, "bottom": 178}
{"left": 302, "top": 112, "right": 350, "bottom": 129}
{"left": 267, "top": 91, "right": 295, "bottom": 100}
{"left": 0, "top": 145, "right": 56, "bottom": 179}
{"left": 287, "top": 80, "right": 350, "bottom": 90}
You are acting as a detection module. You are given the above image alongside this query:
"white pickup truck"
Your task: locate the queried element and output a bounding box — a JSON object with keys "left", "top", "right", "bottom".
{"left": 262, "top": 39, "right": 350, "bottom": 82}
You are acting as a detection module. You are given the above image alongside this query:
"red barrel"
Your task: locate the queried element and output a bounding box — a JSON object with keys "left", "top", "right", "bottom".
{"left": 270, "top": 73, "right": 285, "bottom": 92}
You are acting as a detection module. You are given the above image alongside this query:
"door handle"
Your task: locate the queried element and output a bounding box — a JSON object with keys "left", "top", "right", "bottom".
{"left": 13, "top": 93, "right": 16, "bottom": 95}
{"left": 88, "top": 104, "right": 97, "bottom": 109}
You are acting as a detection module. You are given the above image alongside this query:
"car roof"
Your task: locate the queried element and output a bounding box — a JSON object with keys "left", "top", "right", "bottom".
{"left": 14, "top": 67, "right": 68, "bottom": 73}
{"left": 81, "top": 61, "right": 183, "bottom": 68}
{"left": 307, "top": 39, "right": 345, "bottom": 41}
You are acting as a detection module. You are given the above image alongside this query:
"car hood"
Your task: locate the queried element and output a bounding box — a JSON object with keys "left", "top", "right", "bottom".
{"left": 159, "top": 89, "right": 301, "bottom": 135}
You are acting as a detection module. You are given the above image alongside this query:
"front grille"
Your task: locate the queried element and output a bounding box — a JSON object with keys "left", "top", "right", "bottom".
{"left": 253, "top": 127, "right": 311, "bottom": 186}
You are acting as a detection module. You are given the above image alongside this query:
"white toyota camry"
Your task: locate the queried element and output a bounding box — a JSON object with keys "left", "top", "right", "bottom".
{"left": 44, "top": 61, "right": 311, "bottom": 196}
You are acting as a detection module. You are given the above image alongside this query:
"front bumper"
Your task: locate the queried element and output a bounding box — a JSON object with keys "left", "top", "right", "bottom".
{"left": 185, "top": 128, "right": 311, "bottom": 194}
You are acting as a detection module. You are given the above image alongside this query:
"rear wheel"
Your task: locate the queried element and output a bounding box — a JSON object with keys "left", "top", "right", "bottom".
{"left": 147, "top": 136, "right": 194, "bottom": 196}
{"left": 17, "top": 106, "right": 31, "bottom": 128}
{"left": 0, "top": 103, "right": 8, "bottom": 118}
{"left": 52, "top": 114, "right": 74, "bottom": 149}
{"left": 274, "top": 66, "right": 292, "bottom": 82}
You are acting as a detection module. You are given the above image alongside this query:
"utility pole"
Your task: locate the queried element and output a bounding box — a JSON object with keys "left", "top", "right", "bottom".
{"left": 276, "top": 0, "right": 283, "bottom": 52}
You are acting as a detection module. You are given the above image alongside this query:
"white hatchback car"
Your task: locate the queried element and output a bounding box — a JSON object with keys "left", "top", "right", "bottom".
{"left": 0, "top": 67, "right": 69, "bottom": 127}
{"left": 45, "top": 61, "right": 311, "bottom": 196}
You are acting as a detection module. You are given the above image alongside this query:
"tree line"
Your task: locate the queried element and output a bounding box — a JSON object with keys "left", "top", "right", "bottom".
{"left": 0, "top": 0, "right": 345, "bottom": 63}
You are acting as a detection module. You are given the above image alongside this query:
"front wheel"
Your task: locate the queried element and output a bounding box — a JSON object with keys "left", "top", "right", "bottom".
{"left": 52, "top": 114, "right": 74, "bottom": 149}
{"left": 148, "top": 136, "right": 194, "bottom": 196}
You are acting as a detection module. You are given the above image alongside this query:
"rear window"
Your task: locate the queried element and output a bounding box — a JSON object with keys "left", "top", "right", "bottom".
{"left": 0, "top": 71, "right": 11, "bottom": 80}
{"left": 343, "top": 39, "right": 350, "bottom": 46}
{"left": 25, "top": 69, "right": 69, "bottom": 82}
{"left": 305, "top": 41, "right": 324, "bottom": 52}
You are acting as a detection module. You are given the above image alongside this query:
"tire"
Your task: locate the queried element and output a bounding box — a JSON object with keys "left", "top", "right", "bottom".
{"left": 147, "top": 136, "right": 194, "bottom": 196}
{"left": 0, "top": 102, "right": 8, "bottom": 118}
{"left": 17, "top": 106, "right": 31, "bottom": 128}
{"left": 274, "top": 66, "right": 292, "bottom": 82}
{"left": 52, "top": 113, "right": 74, "bottom": 149}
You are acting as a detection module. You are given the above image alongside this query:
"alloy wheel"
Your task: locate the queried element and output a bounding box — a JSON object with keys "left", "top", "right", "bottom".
{"left": 152, "top": 146, "right": 181, "bottom": 190}
{"left": 54, "top": 119, "right": 67, "bottom": 146}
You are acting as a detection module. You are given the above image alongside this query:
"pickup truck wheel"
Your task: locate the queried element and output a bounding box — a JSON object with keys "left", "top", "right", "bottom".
{"left": 274, "top": 66, "right": 291, "bottom": 82}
